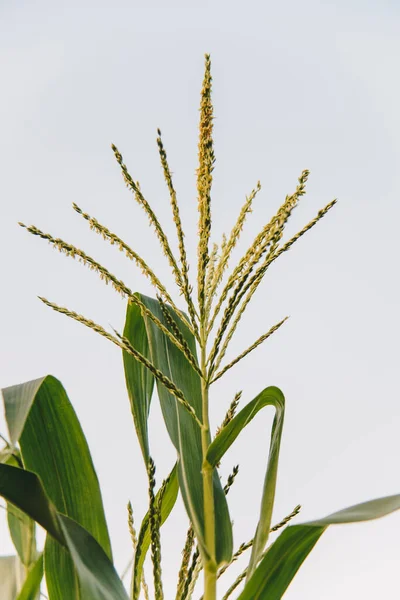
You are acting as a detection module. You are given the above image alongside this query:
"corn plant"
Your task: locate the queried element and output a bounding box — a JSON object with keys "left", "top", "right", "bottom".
{"left": 1, "top": 54, "right": 400, "bottom": 600}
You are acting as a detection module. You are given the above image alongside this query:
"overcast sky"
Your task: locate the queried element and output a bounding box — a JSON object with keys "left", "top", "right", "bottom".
{"left": 1, "top": 1, "right": 400, "bottom": 598}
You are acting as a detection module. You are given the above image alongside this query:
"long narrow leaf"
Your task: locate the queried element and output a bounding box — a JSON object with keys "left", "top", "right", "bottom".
{"left": 238, "top": 494, "right": 400, "bottom": 600}
{"left": 2, "top": 375, "right": 112, "bottom": 598}
{"left": 124, "top": 294, "right": 233, "bottom": 567}
{"left": 206, "top": 386, "right": 285, "bottom": 576}
{"left": 0, "top": 464, "right": 129, "bottom": 600}
{"left": 123, "top": 300, "right": 155, "bottom": 464}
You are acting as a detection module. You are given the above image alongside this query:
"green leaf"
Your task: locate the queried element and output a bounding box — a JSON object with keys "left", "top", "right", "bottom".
{"left": 123, "top": 300, "right": 155, "bottom": 464}
{"left": 0, "top": 448, "right": 37, "bottom": 568}
{"left": 0, "top": 464, "right": 63, "bottom": 542}
{"left": 132, "top": 464, "right": 179, "bottom": 600}
{"left": 0, "top": 555, "right": 24, "bottom": 600}
{"left": 238, "top": 494, "right": 400, "bottom": 600}
{"left": 206, "top": 386, "right": 285, "bottom": 576}
{"left": 16, "top": 554, "right": 43, "bottom": 600}
{"left": 2, "top": 375, "right": 112, "bottom": 598}
{"left": 124, "top": 294, "right": 233, "bottom": 566}
{"left": 58, "top": 514, "right": 129, "bottom": 600}
{"left": 0, "top": 463, "right": 129, "bottom": 600}
{"left": 8, "top": 503, "right": 37, "bottom": 567}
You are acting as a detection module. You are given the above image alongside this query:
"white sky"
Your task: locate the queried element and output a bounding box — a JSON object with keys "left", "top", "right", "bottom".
{"left": 1, "top": 1, "right": 400, "bottom": 598}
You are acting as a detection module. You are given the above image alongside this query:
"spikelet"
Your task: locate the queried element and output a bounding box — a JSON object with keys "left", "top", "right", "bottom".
{"left": 114, "top": 330, "right": 203, "bottom": 427}
{"left": 147, "top": 458, "right": 163, "bottom": 600}
{"left": 127, "top": 501, "right": 137, "bottom": 550}
{"left": 175, "top": 525, "right": 195, "bottom": 600}
{"left": 205, "top": 242, "right": 219, "bottom": 303}
{"left": 207, "top": 185, "right": 334, "bottom": 373}
{"left": 274, "top": 199, "right": 337, "bottom": 260}
{"left": 38, "top": 297, "right": 203, "bottom": 427}
{"left": 72, "top": 203, "right": 176, "bottom": 309}
{"left": 221, "top": 568, "right": 247, "bottom": 600}
{"left": 208, "top": 248, "right": 278, "bottom": 372}
{"left": 235, "top": 170, "right": 310, "bottom": 281}
{"left": 156, "top": 130, "right": 200, "bottom": 341}
{"left": 19, "top": 222, "right": 201, "bottom": 366}
{"left": 212, "top": 197, "right": 337, "bottom": 364}
{"left": 196, "top": 54, "right": 214, "bottom": 317}
{"left": 223, "top": 465, "right": 239, "bottom": 495}
{"left": 211, "top": 317, "right": 289, "bottom": 383}
{"left": 217, "top": 504, "right": 302, "bottom": 582}
{"left": 270, "top": 504, "right": 301, "bottom": 532}
{"left": 157, "top": 296, "right": 202, "bottom": 377}
{"left": 111, "top": 143, "right": 185, "bottom": 296}
{"left": 208, "top": 170, "right": 309, "bottom": 335}
{"left": 181, "top": 548, "right": 201, "bottom": 600}
{"left": 208, "top": 181, "right": 261, "bottom": 307}
{"left": 127, "top": 502, "right": 150, "bottom": 600}
{"left": 215, "top": 391, "right": 242, "bottom": 437}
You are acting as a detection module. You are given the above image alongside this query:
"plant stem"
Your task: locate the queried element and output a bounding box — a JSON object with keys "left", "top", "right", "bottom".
{"left": 200, "top": 325, "right": 217, "bottom": 600}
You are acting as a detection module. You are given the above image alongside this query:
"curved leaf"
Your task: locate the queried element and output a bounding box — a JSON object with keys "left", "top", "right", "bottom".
{"left": 206, "top": 386, "right": 285, "bottom": 576}
{"left": 132, "top": 464, "right": 179, "bottom": 599}
{"left": 123, "top": 301, "right": 155, "bottom": 464}
{"left": 239, "top": 494, "right": 400, "bottom": 600}
{"left": 0, "top": 463, "right": 129, "bottom": 600}
{"left": 2, "top": 375, "right": 112, "bottom": 598}
{"left": 124, "top": 294, "right": 233, "bottom": 567}
{"left": 16, "top": 554, "right": 43, "bottom": 600}
{"left": 1, "top": 449, "right": 38, "bottom": 569}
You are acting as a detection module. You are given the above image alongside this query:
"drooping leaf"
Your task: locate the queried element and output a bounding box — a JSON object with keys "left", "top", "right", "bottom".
{"left": 0, "top": 463, "right": 129, "bottom": 600}
{"left": 16, "top": 553, "right": 43, "bottom": 600}
{"left": 0, "top": 448, "right": 37, "bottom": 568}
{"left": 206, "top": 386, "right": 285, "bottom": 576}
{"left": 0, "top": 464, "right": 63, "bottom": 541}
{"left": 2, "top": 375, "right": 112, "bottom": 598}
{"left": 132, "top": 463, "right": 179, "bottom": 600}
{"left": 0, "top": 555, "right": 24, "bottom": 600}
{"left": 238, "top": 494, "right": 400, "bottom": 600}
{"left": 124, "top": 294, "right": 233, "bottom": 567}
{"left": 123, "top": 300, "right": 155, "bottom": 465}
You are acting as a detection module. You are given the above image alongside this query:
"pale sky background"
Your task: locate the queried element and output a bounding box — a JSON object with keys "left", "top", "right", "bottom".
{"left": 1, "top": 1, "right": 400, "bottom": 598}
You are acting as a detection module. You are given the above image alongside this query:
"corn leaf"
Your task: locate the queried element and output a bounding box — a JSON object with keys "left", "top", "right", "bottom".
{"left": 8, "top": 503, "right": 37, "bottom": 568}
{"left": 132, "top": 464, "right": 179, "bottom": 600}
{"left": 16, "top": 553, "right": 43, "bottom": 600}
{"left": 0, "top": 555, "right": 25, "bottom": 600}
{"left": 2, "top": 375, "right": 112, "bottom": 598}
{"left": 124, "top": 294, "right": 233, "bottom": 567}
{"left": 123, "top": 300, "right": 155, "bottom": 464}
{"left": 0, "top": 449, "right": 38, "bottom": 569}
{"left": 238, "top": 494, "right": 400, "bottom": 600}
{"left": 206, "top": 386, "right": 284, "bottom": 575}
{"left": 0, "top": 463, "right": 129, "bottom": 600}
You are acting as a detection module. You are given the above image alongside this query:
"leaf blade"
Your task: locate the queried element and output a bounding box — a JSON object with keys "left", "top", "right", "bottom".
{"left": 2, "top": 375, "right": 112, "bottom": 597}
{"left": 238, "top": 494, "right": 400, "bottom": 600}
{"left": 123, "top": 299, "right": 155, "bottom": 464}
{"left": 124, "top": 295, "right": 233, "bottom": 566}
{"left": 206, "top": 386, "right": 285, "bottom": 575}
{"left": 0, "top": 463, "right": 129, "bottom": 600}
